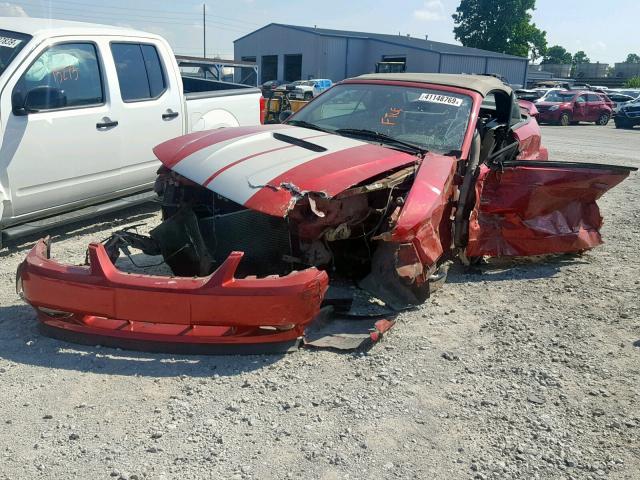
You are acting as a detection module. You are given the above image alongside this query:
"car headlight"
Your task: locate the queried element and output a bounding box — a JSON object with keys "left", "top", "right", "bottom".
{"left": 549, "top": 105, "right": 560, "bottom": 111}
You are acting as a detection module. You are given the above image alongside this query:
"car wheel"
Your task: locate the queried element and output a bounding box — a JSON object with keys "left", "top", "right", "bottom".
{"left": 596, "top": 112, "right": 610, "bottom": 126}
{"left": 614, "top": 118, "right": 632, "bottom": 129}
{"left": 304, "top": 92, "right": 313, "bottom": 101}
{"left": 558, "top": 112, "right": 570, "bottom": 126}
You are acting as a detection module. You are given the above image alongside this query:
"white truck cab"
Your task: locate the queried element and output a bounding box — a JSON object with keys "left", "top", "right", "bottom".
{"left": 0, "top": 18, "right": 262, "bottom": 246}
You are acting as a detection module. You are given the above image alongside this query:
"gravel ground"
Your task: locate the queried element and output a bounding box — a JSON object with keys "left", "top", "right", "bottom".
{"left": 0, "top": 124, "right": 638, "bottom": 480}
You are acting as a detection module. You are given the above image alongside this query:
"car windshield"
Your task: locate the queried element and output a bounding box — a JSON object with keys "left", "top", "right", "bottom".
{"left": 288, "top": 83, "right": 474, "bottom": 154}
{"left": 544, "top": 92, "right": 575, "bottom": 102}
{"left": 0, "top": 29, "right": 31, "bottom": 77}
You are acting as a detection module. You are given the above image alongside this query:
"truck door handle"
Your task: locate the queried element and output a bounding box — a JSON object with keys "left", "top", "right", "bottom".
{"left": 162, "top": 111, "right": 179, "bottom": 120}
{"left": 96, "top": 120, "right": 118, "bottom": 129}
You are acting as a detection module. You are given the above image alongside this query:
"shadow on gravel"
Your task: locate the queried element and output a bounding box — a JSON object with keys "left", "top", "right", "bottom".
{"left": 0, "top": 304, "right": 283, "bottom": 378}
{"left": 0, "top": 203, "right": 159, "bottom": 258}
{"left": 446, "top": 254, "right": 590, "bottom": 284}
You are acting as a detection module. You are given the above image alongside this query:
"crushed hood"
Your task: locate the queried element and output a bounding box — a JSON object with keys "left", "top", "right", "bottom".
{"left": 154, "top": 125, "right": 419, "bottom": 217}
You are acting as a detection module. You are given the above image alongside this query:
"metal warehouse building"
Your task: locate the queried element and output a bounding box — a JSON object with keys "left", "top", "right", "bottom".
{"left": 234, "top": 23, "right": 529, "bottom": 86}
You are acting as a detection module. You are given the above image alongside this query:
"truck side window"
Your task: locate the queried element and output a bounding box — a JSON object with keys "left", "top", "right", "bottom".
{"left": 13, "top": 43, "right": 103, "bottom": 110}
{"left": 111, "top": 43, "right": 166, "bottom": 102}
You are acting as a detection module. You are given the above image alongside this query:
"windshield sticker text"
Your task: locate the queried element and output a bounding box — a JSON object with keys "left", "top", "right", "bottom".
{"left": 418, "top": 93, "right": 463, "bottom": 107}
{"left": 0, "top": 36, "right": 22, "bottom": 49}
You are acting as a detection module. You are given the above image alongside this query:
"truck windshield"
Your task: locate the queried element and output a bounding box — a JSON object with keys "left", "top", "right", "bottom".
{"left": 0, "top": 29, "right": 31, "bottom": 77}
{"left": 288, "top": 83, "right": 473, "bottom": 154}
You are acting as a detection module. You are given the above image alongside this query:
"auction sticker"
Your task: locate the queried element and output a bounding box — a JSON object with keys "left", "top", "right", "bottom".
{"left": 0, "top": 36, "right": 22, "bottom": 48}
{"left": 418, "top": 93, "right": 463, "bottom": 107}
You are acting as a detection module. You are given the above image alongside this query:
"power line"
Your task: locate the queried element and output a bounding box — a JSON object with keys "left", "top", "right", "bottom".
{"left": 19, "top": 1, "right": 251, "bottom": 32}
{"left": 23, "top": 10, "right": 249, "bottom": 34}
{"left": 17, "top": 0, "right": 262, "bottom": 27}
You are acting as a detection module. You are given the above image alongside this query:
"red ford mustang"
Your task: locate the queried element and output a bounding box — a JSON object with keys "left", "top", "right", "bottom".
{"left": 17, "top": 74, "right": 636, "bottom": 353}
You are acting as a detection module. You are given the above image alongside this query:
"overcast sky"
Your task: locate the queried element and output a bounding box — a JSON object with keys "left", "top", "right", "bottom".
{"left": 2, "top": 0, "right": 638, "bottom": 64}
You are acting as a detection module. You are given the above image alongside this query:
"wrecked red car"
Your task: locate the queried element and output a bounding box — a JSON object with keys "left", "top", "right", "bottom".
{"left": 17, "top": 74, "right": 636, "bottom": 353}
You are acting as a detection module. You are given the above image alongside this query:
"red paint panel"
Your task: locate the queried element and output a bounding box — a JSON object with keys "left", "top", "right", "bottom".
{"left": 20, "top": 240, "right": 329, "bottom": 330}
{"left": 513, "top": 119, "right": 548, "bottom": 161}
{"left": 466, "top": 163, "right": 631, "bottom": 257}
{"left": 391, "top": 153, "right": 458, "bottom": 267}
{"left": 153, "top": 124, "right": 290, "bottom": 169}
{"left": 244, "top": 143, "right": 417, "bottom": 217}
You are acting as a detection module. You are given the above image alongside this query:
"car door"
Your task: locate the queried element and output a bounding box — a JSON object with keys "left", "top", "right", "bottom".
{"left": 2, "top": 39, "right": 121, "bottom": 218}
{"left": 107, "top": 40, "right": 182, "bottom": 192}
{"left": 465, "top": 161, "right": 637, "bottom": 257}
{"left": 587, "top": 93, "right": 603, "bottom": 121}
{"left": 573, "top": 94, "right": 588, "bottom": 121}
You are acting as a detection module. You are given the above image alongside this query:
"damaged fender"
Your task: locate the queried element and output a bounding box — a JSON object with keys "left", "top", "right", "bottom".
{"left": 361, "top": 153, "right": 457, "bottom": 307}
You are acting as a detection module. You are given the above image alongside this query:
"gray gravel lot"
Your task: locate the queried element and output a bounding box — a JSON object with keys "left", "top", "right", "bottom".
{"left": 0, "top": 124, "right": 638, "bottom": 480}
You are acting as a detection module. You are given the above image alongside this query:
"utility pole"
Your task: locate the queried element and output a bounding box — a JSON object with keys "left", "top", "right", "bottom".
{"left": 203, "top": 3, "right": 206, "bottom": 58}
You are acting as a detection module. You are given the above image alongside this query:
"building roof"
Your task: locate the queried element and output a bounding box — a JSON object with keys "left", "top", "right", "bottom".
{"left": 235, "top": 23, "right": 526, "bottom": 61}
{"left": 353, "top": 73, "right": 512, "bottom": 97}
{"left": 0, "top": 16, "right": 159, "bottom": 40}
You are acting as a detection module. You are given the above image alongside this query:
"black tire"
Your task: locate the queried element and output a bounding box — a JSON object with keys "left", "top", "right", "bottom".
{"left": 558, "top": 112, "right": 570, "bottom": 126}
{"left": 614, "top": 118, "right": 633, "bottom": 129}
{"left": 596, "top": 112, "right": 610, "bottom": 126}
{"left": 303, "top": 92, "right": 313, "bottom": 101}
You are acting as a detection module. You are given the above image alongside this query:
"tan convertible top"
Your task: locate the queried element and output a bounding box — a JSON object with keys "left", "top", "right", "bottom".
{"left": 353, "top": 73, "right": 513, "bottom": 97}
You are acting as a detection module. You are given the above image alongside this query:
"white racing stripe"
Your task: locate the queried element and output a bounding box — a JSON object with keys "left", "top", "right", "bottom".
{"left": 172, "top": 126, "right": 367, "bottom": 206}
{"left": 170, "top": 127, "right": 291, "bottom": 185}
{"left": 209, "top": 134, "right": 364, "bottom": 204}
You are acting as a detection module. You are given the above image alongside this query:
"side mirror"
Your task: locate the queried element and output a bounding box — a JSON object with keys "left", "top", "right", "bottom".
{"left": 279, "top": 110, "right": 293, "bottom": 123}
{"left": 13, "top": 86, "right": 67, "bottom": 115}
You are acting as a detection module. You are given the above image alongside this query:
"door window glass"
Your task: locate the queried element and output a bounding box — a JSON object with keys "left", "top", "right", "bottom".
{"left": 14, "top": 43, "right": 103, "bottom": 110}
{"left": 111, "top": 43, "right": 167, "bottom": 102}
{"left": 587, "top": 94, "right": 601, "bottom": 102}
{"left": 576, "top": 95, "right": 587, "bottom": 104}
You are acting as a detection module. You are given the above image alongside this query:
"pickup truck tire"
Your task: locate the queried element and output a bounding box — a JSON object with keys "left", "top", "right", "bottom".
{"left": 558, "top": 112, "right": 570, "bottom": 127}
{"left": 304, "top": 92, "right": 313, "bottom": 101}
{"left": 614, "top": 118, "right": 633, "bottom": 129}
{"left": 596, "top": 113, "right": 610, "bottom": 126}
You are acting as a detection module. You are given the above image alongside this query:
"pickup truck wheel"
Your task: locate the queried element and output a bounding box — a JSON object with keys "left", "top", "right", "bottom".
{"left": 558, "top": 112, "right": 570, "bottom": 126}
{"left": 596, "top": 113, "right": 610, "bottom": 126}
{"left": 614, "top": 118, "right": 632, "bottom": 129}
{"left": 304, "top": 92, "right": 313, "bottom": 101}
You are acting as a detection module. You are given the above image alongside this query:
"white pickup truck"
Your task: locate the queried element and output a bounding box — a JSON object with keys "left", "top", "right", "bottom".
{"left": 0, "top": 18, "right": 263, "bottom": 246}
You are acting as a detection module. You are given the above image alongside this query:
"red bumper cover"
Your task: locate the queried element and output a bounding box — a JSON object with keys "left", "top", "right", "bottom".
{"left": 17, "top": 239, "right": 329, "bottom": 354}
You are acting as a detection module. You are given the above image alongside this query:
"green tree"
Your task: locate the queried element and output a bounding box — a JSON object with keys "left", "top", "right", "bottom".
{"left": 625, "top": 53, "right": 640, "bottom": 63}
{"left": 452, "top": 0, "right": 547, "bottom": 59}
{"left": 573, "top": 51, "right": 590, "bottom": 64}
{"left": 542, "top": 45, "right": 572, "bottom": 64}
{"left": 625, "top": 76, "right": 640, "bottom": 88}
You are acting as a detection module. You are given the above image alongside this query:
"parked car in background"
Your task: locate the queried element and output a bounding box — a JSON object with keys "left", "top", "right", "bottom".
{"left": 291, "top": 79, "right": 333, "bottom": 100}
{"left": 515, "top": 89, "right": 542, "bottom": 102}
{"left": 614, "top": 98, "right": 640, "bottom": 129}
{"left": 260, "top": 80, "right": 283, "bottom": 96}
{"left": 536, "top": 90, "right": 612, "bottom": 126}
{"left": 0, "top": 18, "right": 263, "bottom": 247}
{"left": 605, "top": 92, "right": 637, "bottom": 111}
{"left": 534, "top": 88, "right": 565, "bottom": 103}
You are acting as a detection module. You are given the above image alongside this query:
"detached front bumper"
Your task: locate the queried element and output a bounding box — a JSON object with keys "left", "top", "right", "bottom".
{"left": 17, "top": 239, "right": 329, "bottom": 354}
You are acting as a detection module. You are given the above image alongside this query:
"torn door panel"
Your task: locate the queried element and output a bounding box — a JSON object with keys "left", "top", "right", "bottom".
{"left": 466, "top": 161, "right": 635, "bottom": 257}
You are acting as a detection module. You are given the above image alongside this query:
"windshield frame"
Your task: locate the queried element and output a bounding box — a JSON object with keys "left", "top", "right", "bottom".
{"left": 0, "top": 29, "right": 32, "bottom": 77}
{"left": 287, "top": 79, "right": 482, "bottom": 158}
